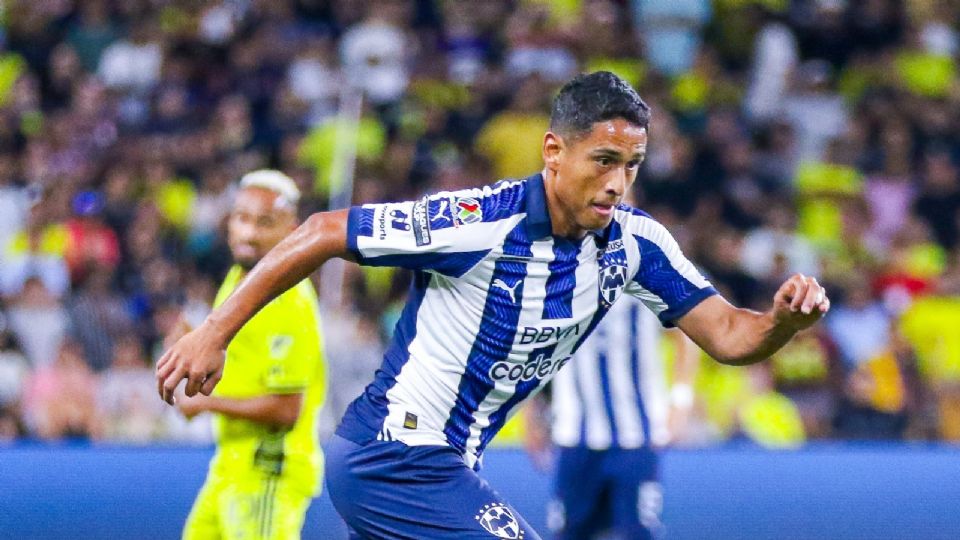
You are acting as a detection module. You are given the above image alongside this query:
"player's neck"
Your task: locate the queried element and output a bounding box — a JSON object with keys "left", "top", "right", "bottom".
{"left": 542, "top": 169, "right": 587, "bottom": 240}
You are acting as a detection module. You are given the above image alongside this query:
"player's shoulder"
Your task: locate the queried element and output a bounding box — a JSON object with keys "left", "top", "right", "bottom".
{"left": 261, "top": 279, "right": 321, "bottom": 326}
{"left": 612, "top": 203, "right": 667, "bottom": 236}
{"left": 421, "top": 177, "right": 529, "bottom": 230}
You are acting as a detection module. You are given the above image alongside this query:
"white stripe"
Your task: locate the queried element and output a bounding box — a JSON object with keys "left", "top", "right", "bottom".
{"left": 462, "top": 237, "right": 557, "bottom": 463}
{"left": 550, "top": 357, "right": 583, "bottom": 446}
{"left": 638, "top": 306, "right": 671, "bottom": 446}
{"left": 606, "top": 303, "right": 645, "bottom": 448}
{"left": 381, "top": 263, "right": 495, "bottom": 448}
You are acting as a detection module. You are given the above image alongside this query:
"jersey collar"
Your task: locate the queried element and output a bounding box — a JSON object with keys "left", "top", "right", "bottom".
{"left": 524, "top": 172, "right": 552, "bottom": 240}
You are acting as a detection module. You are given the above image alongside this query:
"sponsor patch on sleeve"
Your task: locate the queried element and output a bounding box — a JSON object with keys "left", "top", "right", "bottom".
{"left": 412, "top": 197, "right": 432, "bottom": 246}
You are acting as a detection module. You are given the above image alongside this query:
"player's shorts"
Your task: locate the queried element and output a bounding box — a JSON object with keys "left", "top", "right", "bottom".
{"left": 183, "top": 469, "right": 312, "bottom": 540}
{"left": 326, "top": 434, "right": 542, "bottom": 540}
{"left": 550, "top": 445, "right": 662, "bottom": 540}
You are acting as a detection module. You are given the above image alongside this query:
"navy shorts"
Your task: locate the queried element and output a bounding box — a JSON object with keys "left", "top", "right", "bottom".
{"left": 551, "top": 446, "right": 662, "bottom": 540}
{"left": 326, "top": 434, "right": 542, "bottom": 540}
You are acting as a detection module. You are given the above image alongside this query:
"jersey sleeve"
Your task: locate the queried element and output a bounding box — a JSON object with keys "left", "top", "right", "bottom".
{"left": 346, "top": 184, "right": 525, "bottom": 277}
{"left": 622, "top": 212, "right": 717, "bottom": 327}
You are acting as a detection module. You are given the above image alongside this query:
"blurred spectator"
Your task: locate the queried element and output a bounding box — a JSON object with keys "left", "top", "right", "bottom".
{"left": 826, "top": 277, "right": 892, "bottom": 370}
{"left": 0, "top": 204, "right": 71, "bottom": 299}
{"left": 5, "top": 278, "right": 68, "bottom": 370}
{"left": 339, "top": 0, "right": 411, "bottom": 104}
{"left": 744, "top": 9, "right": 798, "bottom": 122}
{"left": 0, "top": 313, "right": 30, "bottom": 440}
{"left": 633, "top": 0, "right": 712, "bottom": 77}
{"left": 98, "top": 336, "right": 166, "bottom": 443}
{"left": 741, "top": 201, "right": 820, "bottom": 282}
{"left": 63, "top": 190, "right": 121, "bottom": 286}
{"left": 66, "top": 0, "right": 120, "bottom": 73}
{"left": 97, "top": 21, "right": 162, "bottom": 92}
{"left": 912, "top": 148, "right": 960, "bottom": 251}
{"left": 22, "top": 339, "right": 101, "bottom": 440}
{"left": 67, "top": 267, "right": 132, "bottom": 372}
{"left": 782, "top": 59, "right": 849, "bottom": 164}
{"left": 0, "top": 152, "right": 28, "bottom": 251}
{"left": 474, "top": 78, "right": 549, "bottom": 180}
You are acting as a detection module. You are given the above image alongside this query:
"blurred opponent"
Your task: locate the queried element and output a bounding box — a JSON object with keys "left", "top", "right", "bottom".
{"left": 170, "top": 170, "right": 326, "bottom": 540}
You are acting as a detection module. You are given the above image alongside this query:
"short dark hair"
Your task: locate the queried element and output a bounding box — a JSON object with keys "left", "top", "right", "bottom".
{"left": 550, "top": 71, "right": 651, "bottom": 140}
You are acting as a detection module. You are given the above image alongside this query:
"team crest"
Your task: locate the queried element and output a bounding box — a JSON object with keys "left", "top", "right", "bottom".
{"left": 456, "top": 197, "right": 483, "bottom": 224}
{"left": 598, "top": 264, "right": 628, "bottom": 307}
{"left": 475, "top": 503, "right": 524, "bottom": 539}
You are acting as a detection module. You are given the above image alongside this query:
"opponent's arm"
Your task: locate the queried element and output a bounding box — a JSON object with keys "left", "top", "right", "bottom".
{"left": 676, "top": 273, "right": 830, "bottom": 366}
{"left": 177, "top": 393, "right": 302, "bottom": 429}
{"left": 157, "top": 209, "right": 350, "bottom": 404}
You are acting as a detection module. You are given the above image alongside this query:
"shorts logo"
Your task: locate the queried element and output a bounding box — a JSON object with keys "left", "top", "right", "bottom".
{"left": 456, "top": 197, "right": 483, "bottom": 225}
{"left": 412, "top": 198, "right": 432, "bottom": 246}
{"left": 475, "top": 503, "right": 524, "bottom": 539}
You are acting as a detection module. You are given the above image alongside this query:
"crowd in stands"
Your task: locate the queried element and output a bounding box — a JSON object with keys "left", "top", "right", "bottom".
{"left": 1, "top": 0, "right": 960, "bottom": 448}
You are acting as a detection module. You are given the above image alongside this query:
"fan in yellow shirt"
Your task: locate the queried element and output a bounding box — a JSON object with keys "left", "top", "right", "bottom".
{"left": 172, "top": 170, "right": 326, "bottom": 540}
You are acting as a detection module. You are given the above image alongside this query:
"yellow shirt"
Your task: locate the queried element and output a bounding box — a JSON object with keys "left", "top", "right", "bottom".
{"left": 209, "top": 266, "right": 327, "bottom": 496}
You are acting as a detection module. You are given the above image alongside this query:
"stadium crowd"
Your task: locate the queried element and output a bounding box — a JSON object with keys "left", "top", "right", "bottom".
{"left": 1, "top": 0, "right": 959, "bottom": 448}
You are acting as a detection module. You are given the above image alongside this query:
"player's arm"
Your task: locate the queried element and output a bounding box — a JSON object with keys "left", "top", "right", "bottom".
{"left": 177, "top": 393, "right": 302, "bottom": 429}
{"left": 158, "top": 209, "right": 350, "bottom": 404}
{"left": 675, "top": 273, "right": 829, "bottom": 366}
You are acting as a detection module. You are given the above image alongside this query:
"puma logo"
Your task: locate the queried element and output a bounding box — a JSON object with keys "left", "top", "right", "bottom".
{"left": 433, "top": 199, "right": 450, "bottom": 223}
{"left": 492, "top": 278, "right": 522, "bottom": 303}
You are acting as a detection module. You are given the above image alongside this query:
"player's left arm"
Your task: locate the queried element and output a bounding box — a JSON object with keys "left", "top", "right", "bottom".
{"left": 623, "top": 212, "right": 829, "bottom": 367}
{"left": 675, "top": 273, "right": 829, "bottom": 366}
{"left": 177, "top": 393, "right": 302, "bottom": 429}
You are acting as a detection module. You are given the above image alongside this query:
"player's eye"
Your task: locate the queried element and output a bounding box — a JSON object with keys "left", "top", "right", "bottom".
{"left": 626, "top": 159, "right": 641, "bottom": 170}
{"left": 595, "top": 156, "right": 613, "bottom": 167}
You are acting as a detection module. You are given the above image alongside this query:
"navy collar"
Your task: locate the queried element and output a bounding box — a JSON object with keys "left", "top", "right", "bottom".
{"left": 524, "top": 172, "right": 552, "bottom": 240}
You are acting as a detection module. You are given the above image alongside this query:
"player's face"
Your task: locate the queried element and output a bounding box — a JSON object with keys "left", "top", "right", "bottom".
{"left": 227, "top": 187, "right": 297, "bottom": 270}
{"left": 544, "top": 119, "right": 647, "bottom": 238}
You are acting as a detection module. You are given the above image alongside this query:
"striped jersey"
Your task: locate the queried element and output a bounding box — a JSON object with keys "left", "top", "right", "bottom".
{"left": 551, "top": 296, "right": 670, "bottom": 450}
{"left": 337, "top": 173, "right": 715, "bottom": 469}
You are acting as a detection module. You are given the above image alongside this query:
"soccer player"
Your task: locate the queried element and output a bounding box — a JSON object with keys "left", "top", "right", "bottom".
{"left": 172, "top": 170, "right": 327, "bottom": 540}
{"left": 528, "top": 295, "right": 700, "bottom": 540}
{"left": 158, "top": 72, "right": 829, "bottom": 539}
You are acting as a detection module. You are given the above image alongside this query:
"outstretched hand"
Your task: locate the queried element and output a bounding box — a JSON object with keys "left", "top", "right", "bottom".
{"left": 156, "top": 323, "right": 226, "bottom": 405}
{"left": 772, "top": 273, "right": 830, "bottom": 331}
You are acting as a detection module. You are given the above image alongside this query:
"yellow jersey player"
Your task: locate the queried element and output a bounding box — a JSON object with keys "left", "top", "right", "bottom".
{"left": 172, "top": 170, "right": 326, "bottom": 540}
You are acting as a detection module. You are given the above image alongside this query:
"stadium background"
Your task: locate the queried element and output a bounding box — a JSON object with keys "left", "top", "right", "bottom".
{"left": 1, "top": 0, "right": 960, "bottom": 538}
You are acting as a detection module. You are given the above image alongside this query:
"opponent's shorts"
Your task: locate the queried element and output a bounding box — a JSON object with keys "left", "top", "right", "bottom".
{"left": 550, "top": 446, "right": 662, "bottom": 540}
{"left": 183, "top": 469, "right": 312, "bottom": 540}
{"left": 326, "top": 434, "right": 542, "bottom": 540}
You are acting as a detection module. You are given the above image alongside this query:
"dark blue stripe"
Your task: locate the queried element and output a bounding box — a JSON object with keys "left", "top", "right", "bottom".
{"left": 479, "top": 343, "right": 559, "bottom": 454}
{"left": 597, "top": 328, "right": 619, "bottom": 445}
{"left": 442, "top": 222, "right": 532, "bottom": 454}
{"left": 630, "top": 303, "right": 652, "bottom": 444}
{"left": 334, "top": 272, "right": 430, "bottom": 444}
{"left": 632, "top": 235, "right": 717, "bottom": 326}
{"left": 542, "top": 239, "right": 579, "bottom": 320}
{"left": 345, "top": 206, "right": 370, "bottom": 257}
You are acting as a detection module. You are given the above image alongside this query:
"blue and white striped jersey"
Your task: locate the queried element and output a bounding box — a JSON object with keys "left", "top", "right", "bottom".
{"left": 551, "top": 297, "right": 670, "bottom": 450}
{"left": 337, "top": 173, "right": 715, "bottom": 469}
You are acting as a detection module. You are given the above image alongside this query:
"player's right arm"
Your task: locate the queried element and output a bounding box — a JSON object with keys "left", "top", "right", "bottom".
{"left": 157, "top": 209, "right": 351, "bottom": 404}
{"left": 158, "top": 185, "right": 517, "bottom": 404}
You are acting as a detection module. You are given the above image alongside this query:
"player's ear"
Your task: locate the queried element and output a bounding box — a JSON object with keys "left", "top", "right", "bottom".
{"left": 543, "top": 131, "right": 563, "bottom": 173}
